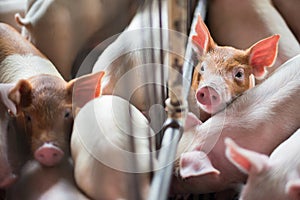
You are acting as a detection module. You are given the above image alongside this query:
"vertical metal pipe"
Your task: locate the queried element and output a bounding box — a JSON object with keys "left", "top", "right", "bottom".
{"left": 148, "top": 0, "right": 188, "bottom": 199}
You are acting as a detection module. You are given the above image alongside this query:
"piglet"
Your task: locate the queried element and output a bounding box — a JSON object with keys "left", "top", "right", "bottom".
{"left": 225, "top": 128, "right": 300, "bottom": 200}
{"left": 190, "top": 15, "right": 279, "bottom": 120}
{"left": 0, "top": 23, "right": 104, "bottom": 167}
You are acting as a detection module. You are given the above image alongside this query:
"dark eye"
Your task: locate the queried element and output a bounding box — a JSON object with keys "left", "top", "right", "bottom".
{"left": 199, "top": 63, "right": 205, "bottom": 72}
{"left": 24, "top": 113, "right": 31, "bottom": 123}
{"left": 64, "top": 109, "right": 71, "bottom": 119}
{"left": 234, "top": 68, "right": 244, "bottom": 80}
{"left": 200, "top": 65, "right": 205, "bottom": 72}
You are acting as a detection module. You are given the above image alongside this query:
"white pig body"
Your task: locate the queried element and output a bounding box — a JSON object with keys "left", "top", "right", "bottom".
{"left": 171, "top": 54, "right": 300, "bottom": 194}
{"left": 93, "top": 0, "right": 169, "bottom": 118}
{"left": 71, "top": 95, "right": 156, "bottom": 200}
{"left": 225, "top": 128, "right": 300, "bottom": 200}
{"left": 16, "top": 0, "right": 138, "bottom": 80}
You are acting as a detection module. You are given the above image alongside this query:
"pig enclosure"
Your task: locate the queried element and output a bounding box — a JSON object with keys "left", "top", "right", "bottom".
{"left": 0, "top": 0, "right": 300, "bottom": 199}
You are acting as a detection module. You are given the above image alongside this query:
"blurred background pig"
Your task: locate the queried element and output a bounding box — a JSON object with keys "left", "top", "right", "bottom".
{"left": 0, "top": 0, "right": 25, "bottom": 32}
{"left": 15, "top": 0, "right": 141, "bottom": 80}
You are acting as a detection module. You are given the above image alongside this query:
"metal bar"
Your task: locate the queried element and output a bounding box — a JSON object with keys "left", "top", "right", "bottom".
{"left": 183, "top": 0, "right": 207, "bottom": 100}
{"left": 148, "top": 0, "right": 188, "bottom": 199}
{"left": 148, "top": 121, "right": 182, "bottom": 200}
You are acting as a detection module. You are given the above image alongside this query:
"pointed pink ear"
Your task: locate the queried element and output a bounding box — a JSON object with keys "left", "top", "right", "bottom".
{"left": 180, "top": 151, "right": 220, "bottom": 178}
{"left": 248, "top": 34, "right": 280, "bottom": 79}
{"left": 286, "top": 180, "right": 300, "bottom": 200}
{"left": 225, "top": 137, "right": 269, "bottom": 175}
{"left": 70, "top": 71, "right": 105, "bottom": 108}
{"left": 0, "top": 83, "right": 17, "bottom": 115}
{"left": 192, "top": 15, "right": 214, "bottom": 54}
{"left": 184, "top": 112, "right": 202, "bottom": 131}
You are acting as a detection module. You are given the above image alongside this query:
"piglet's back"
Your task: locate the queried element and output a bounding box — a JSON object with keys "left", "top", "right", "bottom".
{"left": 0, "top": 23, "right": 61, "bottom": 83}
{"left": 0, "top": 23, "right": 42, "bottom": 61}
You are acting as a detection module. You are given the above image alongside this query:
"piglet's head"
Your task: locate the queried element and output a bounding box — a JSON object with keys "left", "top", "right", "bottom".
{"left": 8, "top": 72, "right": 105, "bottom": 167}
{"left": 191, "top": 15, "right": 279, "bottom": 115}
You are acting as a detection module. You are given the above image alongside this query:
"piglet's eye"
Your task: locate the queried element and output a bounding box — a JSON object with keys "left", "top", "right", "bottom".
{"left": 200, "top": 64, "right": 205, "bottom": 72}
{"left": 64, "top": 109, "right": 72, "bottom": 119}
{"left": 24, "top": 113, "right": 31, "bottom": 123}
{"left": 234, "top": 68, "right": 245, "bottom": 80}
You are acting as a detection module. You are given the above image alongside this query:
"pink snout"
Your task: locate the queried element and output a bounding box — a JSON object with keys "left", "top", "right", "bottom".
{"left": 34, "top": 143, "right": 64, "bottom": 167}
{"left": 196, "top": 86, "right": 221, "bottom": 107}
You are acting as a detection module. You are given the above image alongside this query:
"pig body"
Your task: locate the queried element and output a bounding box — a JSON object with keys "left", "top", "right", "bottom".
{"left": 93, "top": 0, "right": 169, "bottom": 119}
{"left": 7, "top": 159, "right": 89, "bottom": 200}
{"left": 16, "top": 0, "right": 139, "bottom": 80}
{"left": 171, "top": 54, "right": 300, "bottom": 194}
{"left": 71, "top": 95, "right": 156, "bottom": 199}
{"left": 0, "top": 23, "right": 103, "bottom": 167}
{"left": 225, "top": 128, "right": 300, "bottom": 200}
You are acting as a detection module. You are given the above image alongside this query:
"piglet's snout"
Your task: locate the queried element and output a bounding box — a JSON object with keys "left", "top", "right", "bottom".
{"left": 34, "top": 143, "right": 64, "bottom": 167}
{"left": 196, "top": 86, "right": 221, "bottom": 107}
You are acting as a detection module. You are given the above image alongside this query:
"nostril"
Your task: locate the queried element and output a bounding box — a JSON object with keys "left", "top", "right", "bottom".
{"left": 212, "top": 95, "right": 218, "bottom": 101}
{"left": 200, "top": 92, "right": 205, "bottom": 98}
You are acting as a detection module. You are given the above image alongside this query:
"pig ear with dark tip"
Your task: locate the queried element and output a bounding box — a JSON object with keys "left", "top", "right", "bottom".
{"left": 0, "top": 83, "right": 17, "bottom": 115}
{"left": 224, "top": 137, "right": 270, "bottom": 175}
{"left": 192, "top": 15, "right": 215, "bottom": 55}
{"left": 8, "top": 80, "right": 32, "bottom": 114}
{"left": 68, "top": 71, "right": 105, "bottom": 108}
{"left": 248, "top": 34, "right": 280, "bottom": 79}
{"left": 285, "top": 179, "right": 300, "bottom": 200}
{"left": 179, "top": 151, "right": 220, "bottom": 178}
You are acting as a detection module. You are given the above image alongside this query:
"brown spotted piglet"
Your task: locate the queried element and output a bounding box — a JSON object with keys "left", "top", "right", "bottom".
{"left": 0, "top": 22, "right": 104, "bottom": 167}
{"left": 190, "top": 15, "right": 279, "bottom": 121}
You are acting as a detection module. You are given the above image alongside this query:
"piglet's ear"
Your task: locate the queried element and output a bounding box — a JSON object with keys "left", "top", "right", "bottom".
{"left": 69, "top": 71, "right": 105, "bottom": 108}
{"left": 225, "top": 137, "right": 269, "bottom": 175}
{"left": 285, "top": 180, "right": 300, "bottom": 200}
{"left": 8, "top": 80, "right": 32, "bottom": 114}
{"left": 248, "top": 34, "right": 280, "bottom": 79}
{"left": 180, "top": 151, "right": 220, "bottom": 179}
{"left": 192, "top": 15, "right": 215, "bottom": 55}
{"left": 0, "top": 83, "right": 17, "bottom": 115}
